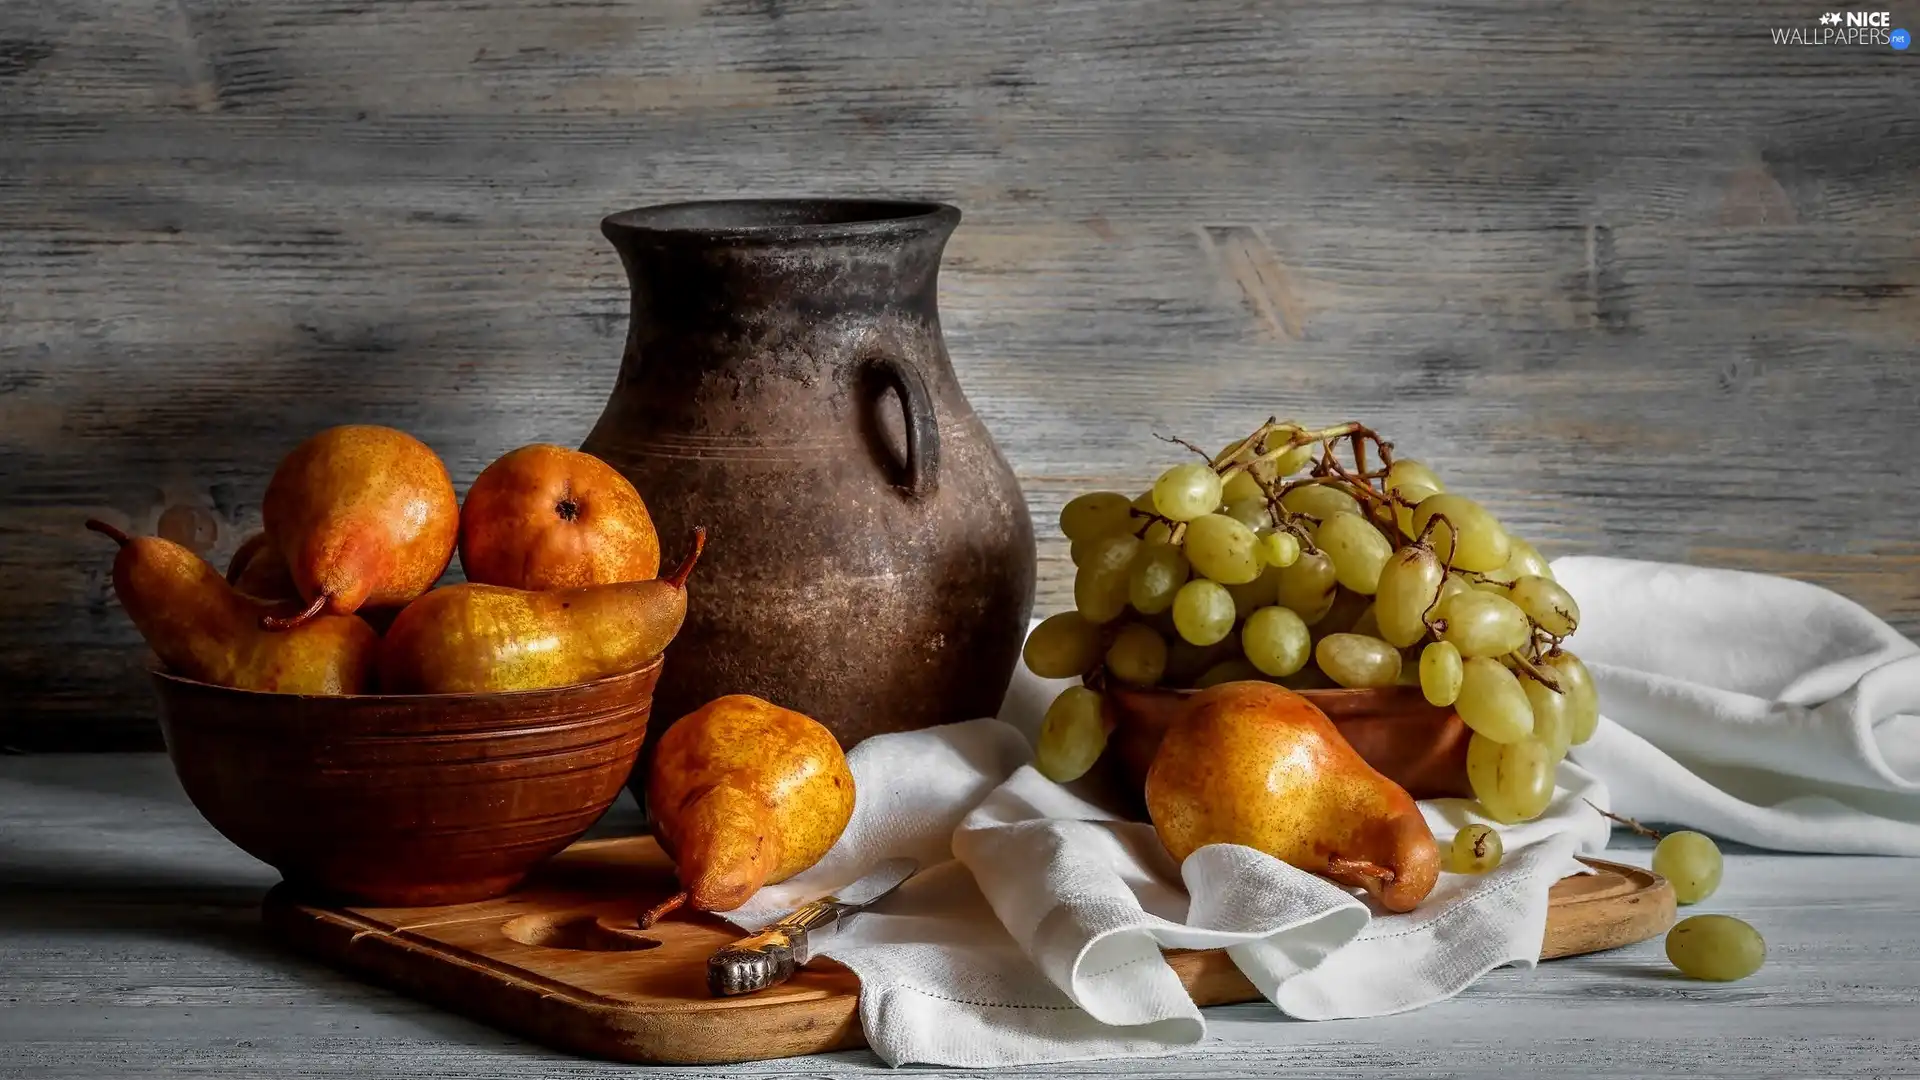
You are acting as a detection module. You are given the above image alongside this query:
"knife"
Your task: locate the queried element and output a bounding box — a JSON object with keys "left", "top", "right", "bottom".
{"left": 706, "top": 857, "right": 918, "bottom": 997}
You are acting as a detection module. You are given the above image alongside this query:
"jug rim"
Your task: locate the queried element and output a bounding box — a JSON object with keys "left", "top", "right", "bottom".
{"left": 602, "top": 198, "right": 959, "bottom": 243}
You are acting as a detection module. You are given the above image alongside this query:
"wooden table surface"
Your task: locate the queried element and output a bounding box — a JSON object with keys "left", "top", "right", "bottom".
{"left": 3, "top": 754, "right": 1915, "bottom": 1078}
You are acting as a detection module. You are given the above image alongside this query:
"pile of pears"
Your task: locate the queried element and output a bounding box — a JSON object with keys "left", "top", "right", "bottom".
{"left": 90, "top": 426, "right": 699, "bottom": 696}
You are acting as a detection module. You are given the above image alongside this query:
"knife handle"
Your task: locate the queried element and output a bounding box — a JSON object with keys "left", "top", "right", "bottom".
{"left": 706, "top": 898, "right": 840, "bottom": 997}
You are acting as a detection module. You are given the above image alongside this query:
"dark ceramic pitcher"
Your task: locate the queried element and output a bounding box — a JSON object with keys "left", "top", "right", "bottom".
{"left": 582, "top": 199, "right": 1035, "bottom": 756}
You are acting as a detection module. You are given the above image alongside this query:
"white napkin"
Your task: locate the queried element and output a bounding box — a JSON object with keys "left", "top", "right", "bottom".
{"left": 730, "top": 687, "right": 1607, "bottom": 1066}
{"left": 1554, "top": 556, "right": 1920, "bottom": 854}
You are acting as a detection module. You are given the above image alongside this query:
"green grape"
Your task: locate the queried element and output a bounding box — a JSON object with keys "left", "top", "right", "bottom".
{"left": 1172, "top": 579, "right": 1237, "bottom": 646}
{"left": 1265, "top": 426, "right": 1320, "bottom": 477}
{"left": 1023, "top": 611, "right": 1101, "bottom": 679}
{"left": 1275, "top": 549, "right": 1339, "bottom": 623}
{"left": 1548, "top": 651, "right": 1601, "bottom": 744}
{"left": 1437, "top": 573, "right": 1473, "bottom": 610}
{"left": 1466, "top": 733, "right": 1556, "bottom": 823}
{"left": 1279, "top": 482, "right": 1362, "bottom": 523}
{"left": 1142, "top": 519, "right": 1174, "bottom": 545}
{"left": 1183, "top": 513, "right": 1262, "bottom": 585}
{"left": 1132, "top": 489, "right": 1158, "bottom": 514}
{"left": 1034, "top": 686, "right": 1110, "bottom": 782}
{"left": 1315, "top": 633, "right": 1403, "bottom": 689}
{"left": 1420, "top": 641, "right": 1463, "bottom": 706}
{"left": 1073, "top": 566, "right": 1131, "bottom": 624}
{"left": 1242, "top": 605, "right": 1312, "bottom": 677}
{"left": 1316, "top": 513, "right": 1394, "bottom": 595}
{"left": 1438, "top": 590, "right": 1532, "bottom": 659}
{"left": 1223, "top": 497, "right": 1271, "bottom": 532}
{"left": 1225, "top": 565, "right": 1281, "bottom": 619}
{"left": 1350, "top": 604, "right": 1380, "bottom": 639}
{"left": 1502, "top": 535, "right": 1553, "bottom": 580}
{"left": 1255, "top": 529, "right": 1301, "bottom": 568}
{"left": 1652, "top": 831, "right": 1724, "bottom": 905}
{"left": 1078, "top": 533, "right": 1141, "bottom": 578}
{"left": 1106, "top": 622, "right": 1169, "bottom": 685}
{"left": 1444, "top": 823, "right": 1503, "bottom": 874}
{"left": 1059, "top": 491, "right": 1135, "bottom": 543}
{"left": 1195, "top": 657, "right": 1263, "bottom": 688}
{"left": 1221, "top": 467, "right": 1266, "bottom": 506}
{"left": 1374, "top": 543, "right": 1445, "bottom": 646}
{"left": 1457, "top": 657, "right": 1534, "bottom": 743}
{"left": 1523, "top": 675, "right": 1573, "bottom": 761}
{"left": 1278, "top": 665, "right": 1336, "bottom": 691}
{"left": 1164, "top": 636, "right": 1235, "bottom": 686}
{"left": 1128, "top": 541, "right": 1191, "bottom": 615}
{"left": 1153, "top": 462, "right": 1224, "bottom": 522}
{"left": 1666, "top": 915, "right": 1764, "bottom": 982}
{"left": 1511, "top": 574, "right": 1580, "bottom": 637}
{"left": 1385, "top": 459, "right": 1445, "bottom": 535}
{"left": 1412, "top": 494, "right": 1511, "bottom": 573}
{"left": 1313, "top": 587, "right": 1372, "bottom": 638}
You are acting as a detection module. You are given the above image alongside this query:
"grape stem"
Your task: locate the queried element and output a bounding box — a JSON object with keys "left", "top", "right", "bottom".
{"left": 1508, "top": 649, "right": 1565, "bottom": 694}
{"left": 1156, "top": 433, "right": 1215, "bottom": 462}
{"left": 1584, "top": 800, "right": 1662, "bottom": 841}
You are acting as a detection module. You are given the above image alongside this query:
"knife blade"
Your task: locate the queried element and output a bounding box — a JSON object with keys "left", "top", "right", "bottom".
{"left": 706, "top": 857, "right": 917, "bottom": 997}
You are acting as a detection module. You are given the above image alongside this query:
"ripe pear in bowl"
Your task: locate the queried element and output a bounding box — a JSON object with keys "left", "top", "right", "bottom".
{"left": 641, "top": 694, "right": 855, "bottom": 926}
{"left": 459, "top": 443, "right": 660, "bottom": 589}
{"left": 1145, "top": 680, "right": 1440, "bottom": 912}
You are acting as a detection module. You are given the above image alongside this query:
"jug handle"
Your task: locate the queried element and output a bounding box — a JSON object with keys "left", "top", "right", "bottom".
{"left": 868, "top": 353, "right": 940, "bottom": 499}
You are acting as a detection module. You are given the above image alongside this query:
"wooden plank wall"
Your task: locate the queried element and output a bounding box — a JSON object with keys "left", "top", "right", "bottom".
{"left": 2, "top": 1, "right": 1916, "bottom": 750}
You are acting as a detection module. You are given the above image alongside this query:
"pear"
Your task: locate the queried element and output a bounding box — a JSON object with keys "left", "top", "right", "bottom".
{"left": 261, "top": 425, "right": 459, "bottom": 629}
{"left": 641, "top": 694, "right": 855, "bottom": 926}
{"left": 226, "top": 532, "right": 302, "bottom": 603}
{"left": 86, "top": 520, "right": 376, "bottom": 695}
{"left": 459, "top": 444, "right": 660, "bottom": 590}
{"left": 1145, "top": 681, "right": 1440, "bottom": 912}
{"left": 378, "top": 528, "right": 703, "bottom": 694}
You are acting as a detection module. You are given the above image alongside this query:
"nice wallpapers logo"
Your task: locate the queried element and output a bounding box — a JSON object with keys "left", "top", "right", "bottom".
{"left": 1772, "top": 11, "right": 1911, "bottom": 47}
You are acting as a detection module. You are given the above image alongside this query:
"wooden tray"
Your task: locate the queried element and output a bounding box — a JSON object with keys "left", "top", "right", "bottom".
{"left": 263, "top": 836, "right": 1674, "bottom": 1066}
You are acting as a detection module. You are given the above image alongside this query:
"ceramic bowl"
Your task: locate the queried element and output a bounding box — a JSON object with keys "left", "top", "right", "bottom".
{"left": 151, "top": 657, "right": 660, "bottom": 906}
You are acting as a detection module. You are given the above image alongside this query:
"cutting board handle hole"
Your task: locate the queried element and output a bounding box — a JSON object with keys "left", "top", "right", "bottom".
{"left": 502, "top": 913, "right": 661, "bottom": 952}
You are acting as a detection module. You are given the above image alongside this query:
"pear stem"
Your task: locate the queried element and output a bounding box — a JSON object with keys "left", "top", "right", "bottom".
{"left": 638, "top": 891, "right": 687, "bottom": 929}
{"left": 664, "top": 527, "right": 707, "bottom": 590}
{"left": 260, "top": 593, "right": 326, "bottom": 632}
{"left": 1326, "top": 855, "right": 1397, "bottom": 897}
{"left": 84, "top": 519, "right": 132, "bottom": 547}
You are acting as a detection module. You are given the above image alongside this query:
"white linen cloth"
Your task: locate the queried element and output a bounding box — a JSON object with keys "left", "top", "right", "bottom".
{"left": 723, "top": 556, "right": 1920, "bottom": 1066}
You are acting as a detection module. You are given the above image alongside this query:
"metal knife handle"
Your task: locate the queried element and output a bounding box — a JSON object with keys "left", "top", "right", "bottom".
{"left": 706, "top": 898, "right": 842, "bottom": 997}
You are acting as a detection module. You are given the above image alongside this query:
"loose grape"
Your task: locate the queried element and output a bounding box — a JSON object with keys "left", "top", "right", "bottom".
{"left": 1223, "top": 497, "right": 1271, "bottom": 532}
{"left": 1153, "top": 463, "right": 1224, "bottom": 522}
{"left": 1316, "top": 513, "right": 1395, "bottom": 595}
{"left": 1221, "top": 468, "right": 1266, "bottom": 506}
{"left": 1243, "top": 605, "right": 1312, "bottom": 677}
{"left": 1225, "top": 565, "right": 1281, "bottom": 619}
{"left": 1438, "top": 590, "right": 1532, "bottom": 659}
{"left": 1034, "top": 686, "right": 1110, "bottom": 782}
{"left": 1059, "top": 491, "right": 1135, "bottom": 543}
{"left": 1183, "top": 513, "right": 1262, "bottom": 585}
{"left": 1457, "top": 657, "right": 1535, "bottom": 743}
{"left": 1523, "top": 675, "right": 1574, "bottom": 761}
{"left": 1274, "top": 549, "right": 1338, "bottom": 623}
{"left": 1315, "top": 633, "right": 1403, "bottom": 689}
{"left": 1412, "top": 494, "right": 1511, "bottom": 573}
{"left": 1666, "top": 915, "right": 1764, "bottom": 982}
{"left": 1023, "top": 611, "right": 1101, "bottom": 679}
{"left": 1502, "top": 535, "right": 1553, "bottom": 581}
{"left": 1106, "top": 622, "right": 1169, "bottom": 685}
{"left": 1445, "top": 823, "right": 1503, "bottom": 874}
{"left": 1073, "top": 566, "right": 1131, "bottom": 624}
{"left": 1548, "top": 651, "right": 1601, "bottom": 744}
{"left": 1466, "top": 733, "right": 1556, "bottom": 823}
{"left": 1128, "top": 541, "right": 1191, "bottom": 615}
{"left": 1374, "top": 543, "right": 1445, "bottom": 647}
{"left": 1172, "top": 579, "right": 1237, "bottom": 645}
{"left": 1255, "top": 529, "right": 1301, "bottom": 568}
{"left": 1652, "top": 831, "right": 1724, "bottom": 905}
{"left": 1420, "top": 641, "right": 1463, "bottom": 706}
{"left": 1195, "top": 658, "right": 1263, "bottom": 688}
{"left": 1279, "top": 482, "right": 1361, "bottom": 523}
{"left": 1511, "top": 575, "right": 1580, "bottom": 637}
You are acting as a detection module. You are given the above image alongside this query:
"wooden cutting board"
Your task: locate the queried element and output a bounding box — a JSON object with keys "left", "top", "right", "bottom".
{"left": 262, "top": 836, "right": 1674, "bottom": 1066}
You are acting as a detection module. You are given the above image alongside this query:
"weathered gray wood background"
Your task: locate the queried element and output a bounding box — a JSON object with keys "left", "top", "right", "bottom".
{"left": 3, "top": 1, "right": 1916, "bottom": 750}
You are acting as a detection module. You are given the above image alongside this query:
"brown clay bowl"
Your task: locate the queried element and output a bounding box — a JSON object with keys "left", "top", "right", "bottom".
{"left": 1104, "top": 681, "right": 1473, "bottom": 806}
{"left": 151, "top": 657, "right": 660, "bottom": 906}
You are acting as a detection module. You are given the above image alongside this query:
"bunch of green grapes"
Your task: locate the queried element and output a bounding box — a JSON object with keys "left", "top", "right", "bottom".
{"left": 1024, "top": 418, "right": 1600, "bottom": 828}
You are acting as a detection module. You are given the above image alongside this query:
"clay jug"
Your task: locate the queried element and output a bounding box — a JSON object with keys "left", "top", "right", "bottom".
{"left": 582, "top": 199, "right": 1035, "bottom": 759}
